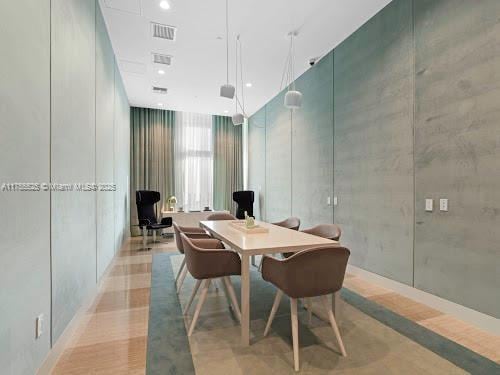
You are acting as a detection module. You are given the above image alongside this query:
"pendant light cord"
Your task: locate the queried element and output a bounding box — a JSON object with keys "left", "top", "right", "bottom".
{"left": 235, "top": 36, "right": 238, "bottom": 112}
{"left": 225, "top": 0, "right": 229, "bottom": 84}
{"left": 239, "top": 36, "right": 245, "bottom": 113}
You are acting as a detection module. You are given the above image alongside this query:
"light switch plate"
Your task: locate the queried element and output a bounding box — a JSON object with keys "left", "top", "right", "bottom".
{"left": 333, "top": 196, "right": 338, "bottom": 206}
{"left": 36, "top": 314, "right": 44, "bottom": 339}
{"left": 327, "top": 196, "right": 331, "bottom": 206}
{"left": 440, "top": 198, "right": 448, "bottom": 212}
{"left": 425, "top": 199, "right": 433, "bottom": 212}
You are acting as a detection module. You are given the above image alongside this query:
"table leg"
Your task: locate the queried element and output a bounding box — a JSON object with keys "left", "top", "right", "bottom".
{"left": 240, "top": 254, "right": 250, "bottom": 346}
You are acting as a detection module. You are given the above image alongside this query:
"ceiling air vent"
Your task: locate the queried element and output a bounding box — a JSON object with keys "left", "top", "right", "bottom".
{"left": 152, "top": 53, "right": 173, "bottom": 66}
{"left": 152, "top": 86, "right": 168, "bottom": 94}
{"left": 151, "top": 22, "right": 177, "bottom": 41}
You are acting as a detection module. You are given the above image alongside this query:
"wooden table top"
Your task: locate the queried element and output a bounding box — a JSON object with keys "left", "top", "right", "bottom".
{"left": 200, "top": 220, "right": 338, "bottom": 256}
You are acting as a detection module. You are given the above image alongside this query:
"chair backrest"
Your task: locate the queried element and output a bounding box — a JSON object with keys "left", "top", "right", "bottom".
{"left": 180, "top": 233, "right": 225, "bottom": 279}
{"left": 272, "top": 246, "right": 350, "bottom": 298}
{"left": 272, "top": 217, "right": 300, "bottom": 231}
{"left": 232, "top": 190, "right": 254, "bottom": 219}
{"left": 136, "top": 190, "right": 160, "bottom": 226}
{"left": 206, "top": 212, "right": 236, "bottom": 221}
{"left": 172, "top": 222, "right": 184, "bottom": 253}
{"left": 301, "top": 224, "right": 342, "bottom": 241}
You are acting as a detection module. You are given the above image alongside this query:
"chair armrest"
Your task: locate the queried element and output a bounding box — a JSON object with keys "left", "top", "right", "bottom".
{"left": 178, "top": 225, "right": 206, "bottom": 234}
{"left": 192, "top": 249, "right": 241, "bottom": 278}
{"left": 185, "top": 233, "right": 212, "bottom": 240}
{"left": 160, "top": 217, "right": 172, "bottom": 226}
{"left": 190, "top": 238, "right": 224, "bottom": 249}
{"left": 261, "top": 255, "right": 286, "bottom": 284}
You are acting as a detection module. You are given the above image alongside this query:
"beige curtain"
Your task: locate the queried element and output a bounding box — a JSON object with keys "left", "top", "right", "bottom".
{"left": 130, "top": 107, "right": 175, "bottom": 235}
{"left": 212, "top": 115, "right": 243, "bottom": 213}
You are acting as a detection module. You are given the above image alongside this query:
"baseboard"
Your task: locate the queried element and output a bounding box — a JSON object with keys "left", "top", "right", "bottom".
{"left": 347, "top": 264, "right": 499, "bottom": 335}
{"left": 37, "top": 237, "right": 130, "bottom": 374}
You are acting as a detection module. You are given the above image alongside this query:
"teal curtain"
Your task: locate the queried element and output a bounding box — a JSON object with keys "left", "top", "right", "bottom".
{"left": 130, "top": 107, "right": 175, "bottom": 235}
{"left": 212, "top": 116, "right": 243, "bottom": 213}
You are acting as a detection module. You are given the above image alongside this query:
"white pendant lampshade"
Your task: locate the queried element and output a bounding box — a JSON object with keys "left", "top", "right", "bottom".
{"left": 220, "top": 83, "right": 235, "bottom": 99}
{"left": 284, "top": 90, "right": 303, "bottom": 109}
{"left": 232, "top": 112, "right": 244, "bottom": 125}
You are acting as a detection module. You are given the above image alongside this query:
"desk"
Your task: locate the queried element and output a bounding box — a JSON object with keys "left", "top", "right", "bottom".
{"left": 161, "top": 210, "right": 230, "bottom": 233}
{"left": 200, "top": 219, "right": 339, "bottom": 346}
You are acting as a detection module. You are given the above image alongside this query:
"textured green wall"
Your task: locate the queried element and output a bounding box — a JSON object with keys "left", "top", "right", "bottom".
{"left": 413, "top": 0, "right": 500, "bottom": 317}
{"left": 334, "top": 0, "right": 414, "bottom": 285}
{"left": 248, "top": 107, "right": 267, "bottom": 220}
{"left": 265, "top": 91, "right": 292, "bottom": 222}
{"left": 0, "top": 1, "right": 130, "bottom": 373}
{"left": 293, "top": 51, "right": 334, "bottom": 229}
{"left": 248, "top": 0, "right": 500, "bottom": 317}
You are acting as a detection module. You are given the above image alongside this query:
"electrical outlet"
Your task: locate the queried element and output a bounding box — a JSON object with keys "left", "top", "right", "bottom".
{"left": 333, "top": 196, "right": 338, "bottom": 206}
{"left": 440, "top": 198, "right": 448, "bottom": 212}
{"left": 36, "top": 314, "right": 43, "bottom": 339}
{"left": 425, "top": 199, "right": 433, "bottom": 212}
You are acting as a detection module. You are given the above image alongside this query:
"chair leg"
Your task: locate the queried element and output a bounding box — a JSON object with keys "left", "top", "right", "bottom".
{"left": 323, "top": 295, "right": 347, "bottom": 357}
{"left": 223, "top": 276, "right": 241, "bottom": 322}
{"left": 153, "top": 230, "right": 156, "bottom": 243}
{"left": 184, "top": 279, "right": 202, "bottom": 315}
{"left": 142, "top": 226, "right": 148, "bottom": 250}
{"left": 264, "top": 289, "right": 283, "bottom": 336}
{"left": 220, "top": 277, "right": 234, "bottom": 314}
{"left": 306, "top": 298, "right": 313, "bottom": 325}
{"left": 291, "top": 298, "right": 300, "bottom": 372}
{"left": 188, "top": 279, "right": 211, "bottom": 336}
{"left": 175, "top": 258, "right": 186, "bottom": 284}
{"left": 176, "top": 264, "right": 188, "bottom": 293}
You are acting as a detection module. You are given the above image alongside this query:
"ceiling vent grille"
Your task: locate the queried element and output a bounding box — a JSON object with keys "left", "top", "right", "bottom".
{"left": 151, "top": 22, "right": 177, "bottom": 41}
{"left": 152, "top": 86, "right": 168, "bottom": 94}
{"left": 152, "top": 53, "right": 173, "bottom": 66}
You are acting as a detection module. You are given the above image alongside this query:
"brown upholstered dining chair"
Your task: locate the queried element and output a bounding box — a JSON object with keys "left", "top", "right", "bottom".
{"left": 180, "top": 233, "right": 242, "bottom": 336}
{"left": 206, "top": 212, "right": 237, "bottom": 220}
{"left": 261, "top": 246, "right": 351, "bottom": 371}
{"left": 173, "top": 222, "right": 211, "bottom": 293}
{"left": 272, "top": 217, "right": 301, "bottom": 231}
{"left": 301, "top": 224, "right": 342, "bottom": 241}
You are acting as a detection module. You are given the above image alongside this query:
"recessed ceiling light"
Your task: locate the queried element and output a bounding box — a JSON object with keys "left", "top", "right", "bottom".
{"left": 159, "top": 1, "right": 170, "bottom": 10}
{"left": 245, "top": 82, "right": 252, "bottom": 87}
{"left": 158, "top": 69, "right": 165, "bottom": 75}
{"left": 224, "top": 110, "right": 229, "bottom": 113}
{"left": 158, "top": 103, "right": 163, "bottom": 106}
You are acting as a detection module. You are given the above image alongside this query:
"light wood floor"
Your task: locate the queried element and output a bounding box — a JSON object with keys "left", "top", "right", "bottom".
{"left": 49, "top": 237, "right": 500, "bottom": 374}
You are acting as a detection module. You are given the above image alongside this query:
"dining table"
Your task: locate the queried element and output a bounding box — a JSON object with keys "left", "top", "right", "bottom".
{"left": 199, "top": 219, "right": 341, "bottom": 346}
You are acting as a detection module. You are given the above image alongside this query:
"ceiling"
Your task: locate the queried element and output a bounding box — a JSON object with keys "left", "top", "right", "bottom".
{"left": 99, "top": 0, "right": 392, "bottom": 116}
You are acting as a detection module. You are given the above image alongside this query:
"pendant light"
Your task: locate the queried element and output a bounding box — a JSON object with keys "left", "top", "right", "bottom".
{"left": 284, "top": 31, "right": 302, "bottom": 109}
{"left": 220, "top": 0, "right": 235, "bottom": 99}
{"left": 232, "top": 35, "right": 246, "bottom": 125}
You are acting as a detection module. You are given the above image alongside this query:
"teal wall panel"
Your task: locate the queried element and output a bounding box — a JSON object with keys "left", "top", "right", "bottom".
{"left": 265, "top": 91, "right": 292, "bottom": 223}
{"left": 249, "top": 0, "right": 499, "bottom": 316}
{"left": 51, "top": 0, "right": 97, "bottom": 341}
{"left": 292, "top": 51, "right": 334, "bottom": 229}
{"left": 96, "top": 6, "right": 116, "bottom": 280}
{"left": 414, "top": 0, "right": 500, "bottom": 317}
{"left": 0, "top": 1, "right": 130, "bottom": 372}
{"left": 333, "top": 0, "right": 414, "bottom": 285}
{"left": 248, "top": 107, "right": 267, "bottom": 220}
{"left": 0, "top": 1, "right": 51, "bottom": 374}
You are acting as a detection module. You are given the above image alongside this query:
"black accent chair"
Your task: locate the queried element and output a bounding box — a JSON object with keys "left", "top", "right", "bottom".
{"left": 136, "top": 190, "right": 172, "bottom": 250}
{"left": 232, "top": 190, "right": 254, "bottom": 219}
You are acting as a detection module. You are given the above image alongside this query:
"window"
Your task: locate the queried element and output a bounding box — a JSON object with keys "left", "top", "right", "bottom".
{"left": 174, "top": 112, "right": 213, "bottom": 211}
